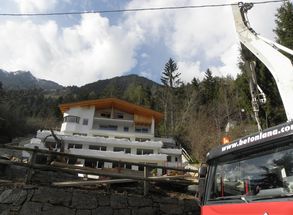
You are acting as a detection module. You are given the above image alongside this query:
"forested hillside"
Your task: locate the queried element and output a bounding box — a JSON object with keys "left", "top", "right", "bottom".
{"left": 0, "top": 69, "right": 62, "bottom": 90}
{"left": 0, "top": 2, "right": 292, "bottom": 162}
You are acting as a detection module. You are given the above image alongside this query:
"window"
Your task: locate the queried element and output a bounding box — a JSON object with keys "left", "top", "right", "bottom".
{"left": 137, "top": 149, "right": 142, "bottom": 155}
{"left": 124, "top": 127, "right": 129, "bottom": 132}
{"left": 97, "top": 161, "right": 104, "bottom": 168}
{"left": 99, "top": 125, "right": 118, "bottom": 131}
{"left": 112, "top": 161, "right": 119, "bottom": 168}
{"left": 135, "top": 138, "right": 150, "bottom": 142}
{"left": 68, "top": 143, "right": 83, "bottom": 149}
{"left": 175, "top": 157, "right": 178, "bottom": 162}
{"left": 89, "top": 145, "right": 106, "bottom": 151}
{"left": 167, "top": 156, "right": 172, "bottom": 162}
{"left": 63, "top": 116, "right": 80, "bottom": 123}
{"left": 73, "top": 133, "right": 87, "bottom": 136}
{"left": 84, "top": 159, "right": 97, "bottom": 168}
{"left": 89, "top": 145, "right": 99, "bottom": 150}
{"left": 83, "top": 118, "right": 88, "bottom": 125}
{"left": 68, "top": 157, "right": 77, "bottom": 165}
{"left": 135, "top": 127, "right": 149, "bottom": 133}
{"left": 138, "top": 163, "right": 144, "bottom": 171}
{"left": 101, "top": 112, "right": 111, "bottom": 118}
{"left": 137, "top": 148, "right": 154, "bottom": 155}
{"left": 116, "top": 113, "right": 124, "bottom": 119}
{"left": 114, "top": 147, "right": 131, "bottom": 153}
{"left": 74, "top": 144, "right": 82, "bottom": 149}
{"left": 207, "top": 147, "right": 293, "bottom": 202}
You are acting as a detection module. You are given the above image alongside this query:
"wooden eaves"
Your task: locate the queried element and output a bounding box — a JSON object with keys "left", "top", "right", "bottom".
{"left": 59, "top": 98, "right": 163, "bottom": 123}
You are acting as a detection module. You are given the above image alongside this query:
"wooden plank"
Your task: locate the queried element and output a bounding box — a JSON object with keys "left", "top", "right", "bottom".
{"left": 52, "top": 179, "right": 135, "bottom": 187}
{"left": 1, "top": 144, "right": 198, "bottom": 173}
{"left": 148, "top": 175, "right": 188, "bottom": 180}
{"left": 0, "top": 179, "right": 13, "bottom": 183}
{"left": 143, "top": 165, "right": 149, "bottom": 196}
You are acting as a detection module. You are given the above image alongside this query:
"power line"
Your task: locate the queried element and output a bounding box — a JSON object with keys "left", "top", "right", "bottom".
{"left": 0, "top": 0, "right": 285, "bottom": 17}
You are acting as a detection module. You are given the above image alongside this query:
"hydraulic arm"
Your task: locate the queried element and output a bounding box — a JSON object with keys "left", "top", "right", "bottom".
{"left": 232, "top": 2, "right": 293, "bottom": 121}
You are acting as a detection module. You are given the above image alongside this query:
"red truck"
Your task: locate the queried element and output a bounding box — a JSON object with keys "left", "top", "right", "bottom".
{"left": 197, "top": 2, "right": 293, "bottom": 214}
{"left": 198, "top": 121, "right": 293, "bottom": 214}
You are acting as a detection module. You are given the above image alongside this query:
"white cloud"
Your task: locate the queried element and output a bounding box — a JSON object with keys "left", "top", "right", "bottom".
{"left": 124, "top": 0, "right": 281, "bottom": 82}
{"left": 177, "top": 61, "right": 204, "bottom": 83}
{"left": 210, "top": 43, "right": 241, "bottom": 78}
{"left": 0, "top": 14, "right": 141, "bottom": 86}
{"left": 13, "top": 0, "right": 58, "bottom": 13}
{"left": 140, "top": 70, "right": 153, "bottom": 80}
{"left": 0, "top": 0, "right": 283, "bottom": 86}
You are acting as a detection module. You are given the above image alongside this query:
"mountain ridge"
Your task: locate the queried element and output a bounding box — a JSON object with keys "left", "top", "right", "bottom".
{"left": 0, "top": 69, "right": 63, "bottom": 90}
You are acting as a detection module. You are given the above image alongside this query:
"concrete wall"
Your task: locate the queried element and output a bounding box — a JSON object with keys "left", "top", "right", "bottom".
{"left": 61, "top": 107, "right": 155, "bottom": 141}
{"left": 0, "top": 186, "right": 200, "bottom": 215}
{"left": 61, "top": 107, "right": 95, "bottom": 135}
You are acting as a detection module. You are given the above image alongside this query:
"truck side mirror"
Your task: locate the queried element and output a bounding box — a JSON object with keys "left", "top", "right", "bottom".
{"left": 199, "top": 165, "right": 207, "bottom": 178}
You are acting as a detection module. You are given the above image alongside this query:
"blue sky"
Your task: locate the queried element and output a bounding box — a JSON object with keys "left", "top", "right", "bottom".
{"left": 0, "top": 0, "right": 287, "bottom": 86}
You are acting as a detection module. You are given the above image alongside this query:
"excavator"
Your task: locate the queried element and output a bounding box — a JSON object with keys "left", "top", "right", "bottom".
{"left": 197, "top": 2, "right": 293, "bottom": 214}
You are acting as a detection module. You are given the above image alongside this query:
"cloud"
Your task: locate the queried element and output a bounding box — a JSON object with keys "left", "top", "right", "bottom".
{"left": 210, "top": 43, "right": 241, "bottom": 78}
{"left": 0, "top": 14, "right": 141, "bottom": 86}
{"left": 0, "top": 0, "right": 284, "bottom": 86}
{"left": 13, "top": 0, "right": 58, "bottom": 13}
{"left": 123, "top": 0, "right": 281, "bottom": 82}
{"left": 177, "top": 61, "right": 204, "bottom": 83}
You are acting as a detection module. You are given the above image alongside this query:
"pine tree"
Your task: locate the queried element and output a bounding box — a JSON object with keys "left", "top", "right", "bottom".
{"left": 200, "top": 69, "right": 217, "bottom": 104}
{"left": 161, "top": 58, "right": 181, "bottom": 88}
{"left": 274, "top": 1, "right": 293, "bottom": 61}
{"left": 160, "top": 58, "right": 181, "bottom": 135}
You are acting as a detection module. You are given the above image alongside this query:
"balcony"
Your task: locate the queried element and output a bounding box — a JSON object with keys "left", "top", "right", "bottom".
{"left": 93, "top": 117, "right": 134, "bottom": 126}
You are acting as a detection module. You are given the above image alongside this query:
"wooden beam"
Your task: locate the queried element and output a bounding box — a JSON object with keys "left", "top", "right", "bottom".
{"left": 52, "top": 179, "right": 135, "bottom": 187}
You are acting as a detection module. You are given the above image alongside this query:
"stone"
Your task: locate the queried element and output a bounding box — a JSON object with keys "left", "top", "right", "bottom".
{"left": 131, "top": 207, "right": 156, "bottom": 215}
{"left": 183, "top": 199, "right": 200, "bottom": 213}
{"left": 97, "top": 195, "right": 110, "bottom": 206}
{"left": 128, "top": 196, "right": 152, "bottom": 207}
{"left": 153, "top": 196, "right": 178, "bottom": 205}
{"left": 42, "top": 203, "right": 52, "bottom": 211}
{"left": 0, "top": 204, "right": 9, "bottom": 213}
{"left": 0, "top": 210, "right": 9, "bottom": 215}
{"left": 71, "top": 191, "right": 97, "bottom": 209}
{"left": 113, "top": 209, "right": 131, "bottom": 215}
{"left": 19, "top": 202, "right": 42, "bottom": 215}
{"left": 41, "top": 205, "right": 75, "bottom": 215}
{"left": 76, "top": 209, "right": 91, "bottom": 215}
{"left": 32, "top": 187, "right": 72, "bottom": 207}
{"left": 0, "top": 189, "right": 27, "bottom": 205}
{"left": 159, "top": 204, "right": 183, "bottom": 215}
{"left": 0, "top": 190, "right": 13, "bottom": 203}
{"left": 92, "top": 207, "right": 113, "bottom": 215}
{"left": 24, "top": 188, "right": 35, "bottom": 202}
{"left": 110, "top": 195, "right": 128, "bottom": 209}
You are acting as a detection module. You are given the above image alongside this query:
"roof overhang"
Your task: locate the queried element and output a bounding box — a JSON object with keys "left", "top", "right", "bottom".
{"left": 59, "top": 98, "right": 163, "bottom": 123}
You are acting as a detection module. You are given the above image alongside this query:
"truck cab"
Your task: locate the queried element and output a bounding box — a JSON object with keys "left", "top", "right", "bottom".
{"left": 198, "top": 122, "right": 293, "bottom": 214}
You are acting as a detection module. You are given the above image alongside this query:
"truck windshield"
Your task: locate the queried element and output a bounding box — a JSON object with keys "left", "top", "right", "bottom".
{"left": 207, "top": 146, "right": 293, "bottom": 202}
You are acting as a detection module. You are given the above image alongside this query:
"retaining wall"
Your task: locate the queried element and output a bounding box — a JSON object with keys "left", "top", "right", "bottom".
{"left": 0, "top": 186, "right": 200, "bottom": 215}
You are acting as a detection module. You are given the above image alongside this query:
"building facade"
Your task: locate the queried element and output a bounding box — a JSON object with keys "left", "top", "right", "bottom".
{"left": 59, "top": 98, "right": 161, "bottom": 142}
{"left": 25, "top": 98, "right": 184, "bottom": 174}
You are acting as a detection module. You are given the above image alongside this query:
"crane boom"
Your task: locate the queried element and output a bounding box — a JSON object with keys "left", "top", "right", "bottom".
{"left": 232, "top": 3, "right": 293, "bottom": 121}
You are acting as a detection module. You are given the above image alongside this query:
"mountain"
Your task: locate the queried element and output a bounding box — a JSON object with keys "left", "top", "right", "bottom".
{"left": 0, "top": 69, "right": 63, "bottom": 90}
{"left": 42, "top": 74, "right": 163, "bottom": 111}
{"left": 78, "top": 74, "right": 161, "bottom": 98}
